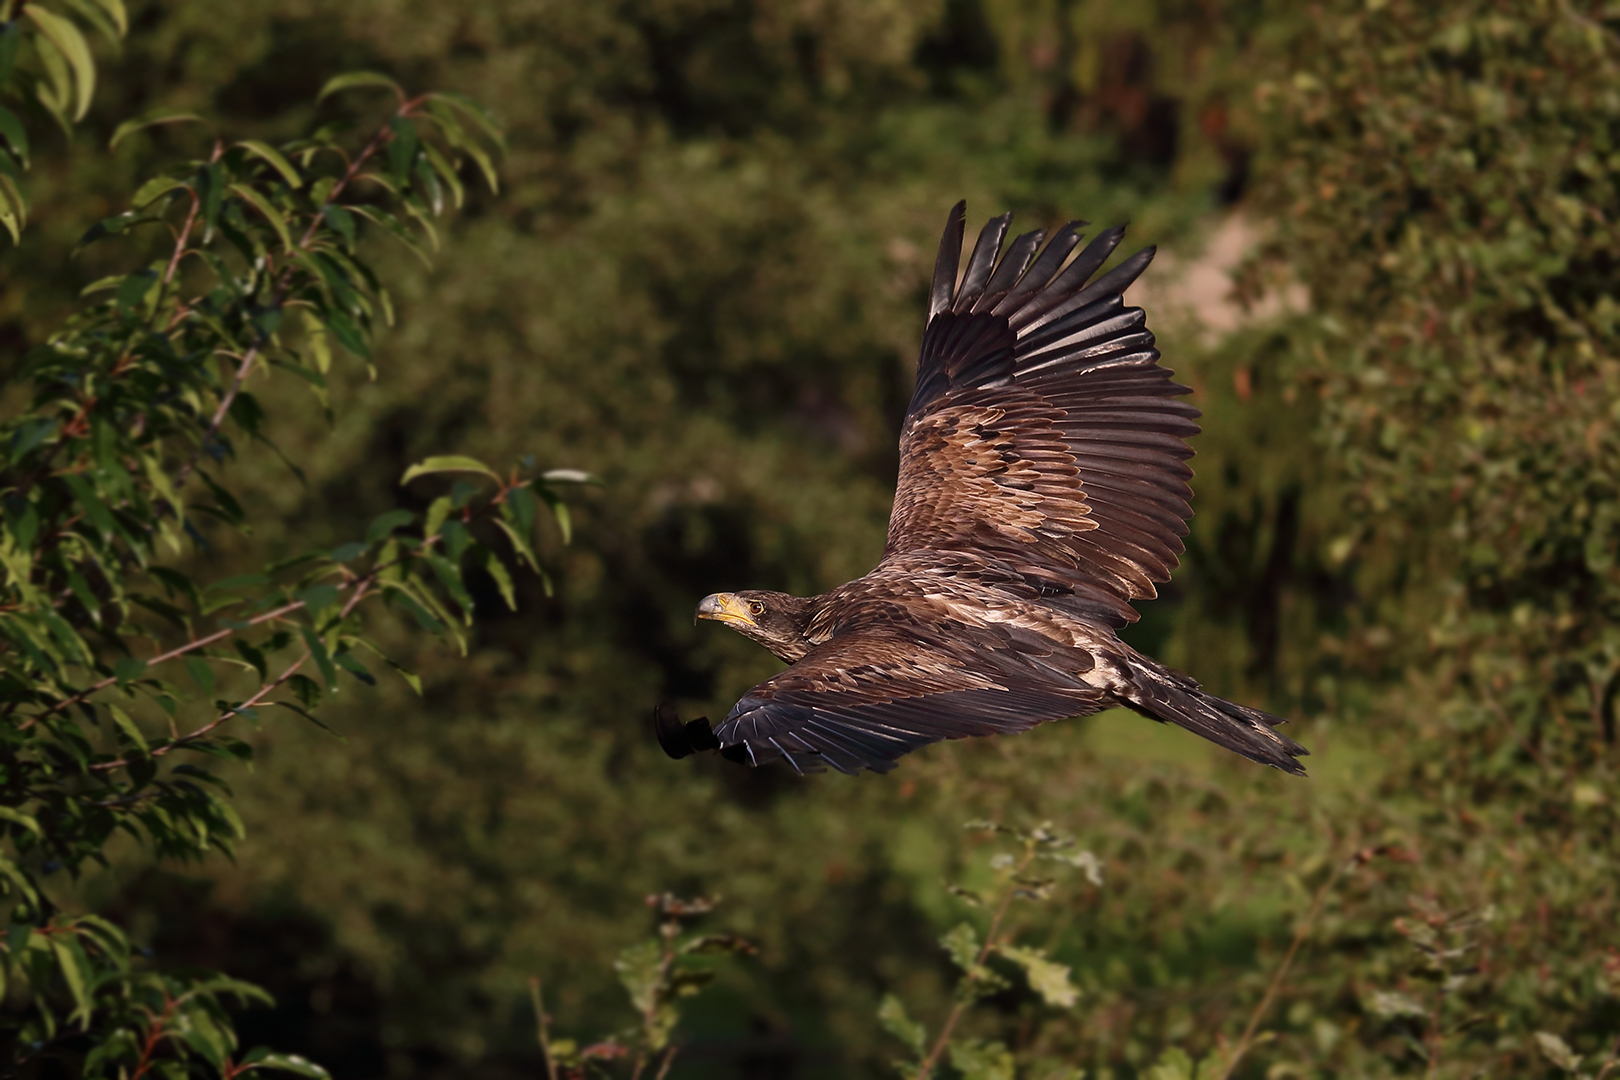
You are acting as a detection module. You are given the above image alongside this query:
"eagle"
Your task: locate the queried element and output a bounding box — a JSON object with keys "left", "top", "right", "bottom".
{"left": 660, "top": 204, "right": 1307, "bottom": 777}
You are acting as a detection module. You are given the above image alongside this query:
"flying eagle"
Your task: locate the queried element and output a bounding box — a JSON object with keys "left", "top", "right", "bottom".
{"left": 661, "top": 204, "right": 1307, "bottom": 777}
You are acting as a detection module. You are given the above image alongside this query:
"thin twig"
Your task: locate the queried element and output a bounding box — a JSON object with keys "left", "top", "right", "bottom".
{"left": 1214, "top": 845, "right": 1374, "bottom": 1080}
{"left": 89, "top": 646, "right": 312, "bottom": 772}
{"left": 915, "top": 846, "right": 1037, "bottom": 1080}
{"left": 88, "top": 574, "right": 376, "bottom": 773}
{"left": 17, "top": 598, "right": 311, "bottom": 732}
{"left": 531, "top": 977, "right": 559, "bottom": 1080}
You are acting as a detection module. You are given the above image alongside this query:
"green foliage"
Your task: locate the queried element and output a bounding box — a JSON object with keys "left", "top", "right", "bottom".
{"left": 1244, "top": 0, "right": 1620, "bottom": 766}
{"left": 1, "top": 1, "right": 1616, "bottom": 1079}
{"left": 0, "top": 51, "right": 571, "bottom": 1073}
{"left": 0, "top": 0, "right": 127, "bottom": 241}
{"left": 535, "top": 894, "right": 754, "bottom": 1079}
{"left": 882, "top": 822, "right": 1096, "bottom": 1080}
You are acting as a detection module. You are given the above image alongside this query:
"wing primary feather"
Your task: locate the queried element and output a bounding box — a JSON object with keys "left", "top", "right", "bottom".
{"left": 953, "top": 213, "right": 1013, "bottom": 313}
{"left": 1009, "top": 225, "right": 1127, "bottom": 330}
{"left": 1064, "top": 246, "right": 1157, "bottom": 313}
{"left": 930, "top": 201, "right": 968, "bottom": 322}
{"left": 973, "top": 229, "right": 1044, "bottom": 313}
{"left": 993, "top": 221, "right": 1084, "bottom": 316}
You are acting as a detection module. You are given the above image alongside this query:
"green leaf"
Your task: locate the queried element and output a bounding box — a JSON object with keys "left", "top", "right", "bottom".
{"left": 400, "top": 455, "right": 503, "bottom": 486}
{"left": 482, "top": 552, "right": 517, "bottom": 611}
{"left": 239, "top": 1050, "right": 332, "bottom": 1079}
{"left": 366, "top": 509, "right": 414, "bottom": 543}
{"left": 420, "top": 140, "right": 464, "bottom": 208}
{"left": 109, "top": 110, "right": 206, "bottom": 149}
{"left": 185, "top": 656, "right": 216, "bottom": 698}
{"left": 0, "top": 105, "right": 29, "bottom": 165}
{"left": 0, "top": 806, "right": 43, "bottom": 839}
{"left": 295, "top": 583, "right": 340, "bottom": 619}
{"left": 614, "top": 939, "right": 663, "bottom": 1016}
{"left": 229, "top": 183, "right": 293, "bottom": 252}
{"left": 25, "top": 8, "right": 96, "bottom": 122}
{"left": 197, "top": 161, "right": 224, "bottom": 237}
{"left": 1143, "top": 1047, "right": 1199, "bottom": 1080}
{"left": 236, "top": 139, "right": 303, "bottom": 188}
{"left": 317, "top": 70, "right": 404, "bottom": 103}
{"left": 321, "top": 306, "right": 370, "bottom": 359}
{"left": 114, "top": 269, "right": 157, "bottom": 312}
{"left": 387, "top": 116, "right": 418, "bottom": 183}
{"left": 85, "top": 0, "right": 128, "bottom": 35}
{"left": 106, "top": 703, "right": 148, "bottom": 753}
{"left": 1365, "top": 989, "right": 1428, "bottom": 1019}
{"left": 269, "top": 700, "right": 345, "bottom": 740}
{"left": 322, "top": 204, "right": 356, "bottom": 249}
{"left": 949, "top": 1039, "right": 1015, "bottom": 1080}
{"left": 299, "top": 627, "right": 338, "bottom": 691}
{"left": 384, "top": 657, "right": 423, "bottom": 696}
{"left": 427, "top": 91, "right": 506, "bottom": 149}
{"left": 332, "top": 651, "right": 376, "bottom": 686}
{"left": 60, "top": 472, "right": 120, "bottom": 542}
{"left": 1534, "top": 1032, "right": 1582, "bottom": 1073}
{"left": 0, "top": 175, "right": 24, "bottom": 244}
{"left": 996, "top": 945, "right": 1078, "bottom": 1008}
{"left": 876, "top": 994, "right": 926, "bottom": 1057}
{"left": 329, "top": 542, "right": 367, "bottom": 563}
{"left": 46, "top": 935, "right": 91, "bottom": 1028}
{"left": 940, "top": 923, "right": 981, "bottom": 973}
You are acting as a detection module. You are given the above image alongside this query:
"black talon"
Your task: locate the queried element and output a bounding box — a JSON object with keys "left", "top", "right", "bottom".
{"left": 653, "top": 703, "right": 720, "bottom": 759}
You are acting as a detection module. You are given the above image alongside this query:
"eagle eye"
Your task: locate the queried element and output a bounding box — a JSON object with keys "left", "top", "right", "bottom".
{"left": 748, "top": 600, "right": 765, "bottom": 617}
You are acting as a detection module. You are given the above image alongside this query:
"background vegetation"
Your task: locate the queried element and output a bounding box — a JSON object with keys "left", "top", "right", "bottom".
{"left": 1, "top": 0, "right": 1615, "bottom": 1077}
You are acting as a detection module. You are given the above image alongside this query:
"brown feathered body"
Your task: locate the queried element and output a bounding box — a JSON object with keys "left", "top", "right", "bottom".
{"left": 686, "top": 205, "right": 1308, "bottom": 776}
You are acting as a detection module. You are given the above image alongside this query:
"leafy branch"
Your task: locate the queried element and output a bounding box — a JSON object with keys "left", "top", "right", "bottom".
{"left": 0, "top": 64, "right": 579, "bottom": 1077}
{"left": 0, "top": 0, "right": 128, "bottom": 242}
{"left": 880, "top": 821, "right": 1101, "bottom": 1080}
{"left": 531, "top": 894, "right": 755, "bottom": 1079}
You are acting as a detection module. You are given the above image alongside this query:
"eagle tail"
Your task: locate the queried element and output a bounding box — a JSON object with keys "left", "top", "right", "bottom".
{"left": 1121, "top": 662, "right": 1309, "bottom": 775}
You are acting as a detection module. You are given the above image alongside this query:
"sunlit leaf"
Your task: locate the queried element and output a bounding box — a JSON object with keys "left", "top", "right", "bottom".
{"left": 317, "top": 70, "right": 404, "bottom": 103}
{"left": 400, "top": 455, "right": 503, "bottom": 486}
{"left": 236, "top": 139, "right": 303, "bottom": 188}
{"left": 25, "top": 8, "right": 95, "bottom": 121}
{"left": 996, "top": 945, "right": 1078, "bottom": 1008}
{"left": 109, "top": 110, "right": 206, "bottom": 149}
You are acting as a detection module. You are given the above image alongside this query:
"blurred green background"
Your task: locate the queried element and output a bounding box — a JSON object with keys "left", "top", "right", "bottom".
{"left": 3, "top": 0, "right": 1617, "bottom": 1076}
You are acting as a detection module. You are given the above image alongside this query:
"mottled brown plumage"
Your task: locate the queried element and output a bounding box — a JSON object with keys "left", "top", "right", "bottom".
{"left": 674, "top": 204, "right": 1308, "bottom": 776}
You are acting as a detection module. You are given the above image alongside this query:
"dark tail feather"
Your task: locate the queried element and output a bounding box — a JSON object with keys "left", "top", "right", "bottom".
{"left": 1123, "top": 669, "right": 1309, "bottom": 775}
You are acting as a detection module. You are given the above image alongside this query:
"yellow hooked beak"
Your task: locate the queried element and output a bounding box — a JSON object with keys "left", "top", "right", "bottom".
{"left": 696, "top": 592, "right": 756, "bottom": 628}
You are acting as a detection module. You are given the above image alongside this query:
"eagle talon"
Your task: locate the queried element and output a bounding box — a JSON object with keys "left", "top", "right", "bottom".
{"left": 652, "top": 704, "right": 720, "bottom": 759}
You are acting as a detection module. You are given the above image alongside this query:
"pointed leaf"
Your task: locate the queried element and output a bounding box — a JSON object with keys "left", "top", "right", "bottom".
{"left": 317, "top": 70, "right": 404, "bottom": 103}
{"left": 25, "top": 8, "right": 95, "bottom": 121}
{"left": 236, "top": 139, "right": 303, "bottom": 188}
{"left": 400, "top": 455, "right": 502, "bottom": 486}
{"left": 110, "top": 110, "right": 206, "bottom": 149}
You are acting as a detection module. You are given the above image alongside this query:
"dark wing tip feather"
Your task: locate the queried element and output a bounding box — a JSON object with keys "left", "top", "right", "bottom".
{"left": 952, "top": 212, "right": 1014, "bottom": 313}
{"left": 929, "top": 201, "right": 968, "bottom": 321}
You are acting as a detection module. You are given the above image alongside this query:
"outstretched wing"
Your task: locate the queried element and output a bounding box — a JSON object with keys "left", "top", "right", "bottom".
{"left": 710, "top": 614, "right": 1104, "bottom": 775}
{"left": 883, "top": 203, "right": 1200, "bottom": 625}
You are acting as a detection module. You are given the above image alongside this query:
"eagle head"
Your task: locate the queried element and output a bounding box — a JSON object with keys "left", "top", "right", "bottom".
{"left": 696, "top": 590, "right": 814, "bottom": 663}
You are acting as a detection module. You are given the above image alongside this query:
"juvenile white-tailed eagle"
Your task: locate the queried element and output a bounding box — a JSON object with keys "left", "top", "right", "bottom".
{"left": 660, "top": 204, "right": 1307, "bottom": 776}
